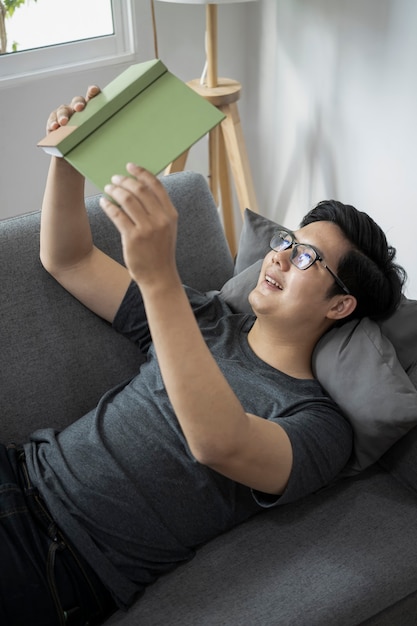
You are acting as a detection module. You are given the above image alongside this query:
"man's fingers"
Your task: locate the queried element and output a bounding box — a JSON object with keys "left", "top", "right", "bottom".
{"left": 125, "top": 164, "right": 176, "bottom": 215}
{"left": 103, "top": 167, "right": 162, "bottom": 220}
{"left": 46, "top": 105, "right": 71, "bottom": 132}
{"left": 70, "top": 95, "right": 87, "bottom": 112}
{"left": 100, "top": 166, "right": 177, "bottom": 230}
{"left": 46, "top": 112, "right": 60, "bottom": 132}
{"left": 99, "top": 195, "right": 133, "bottom": 231}
{"left": 103, "top": 179, "right": 153, "bottom": 226}
{"left": 111, "top": 173, "right": 154, "bottom": 209}
{"left": 125, "top": 164, "right": 165, "bottom": 198}
{"left": 86, "top": 85, "right": 101, "bottom": 101}
{"left": 46, "top": 101, "right": 83, "bottom": 132}
{"left": 45, "top": 86, "right": 100, "bottom": 133}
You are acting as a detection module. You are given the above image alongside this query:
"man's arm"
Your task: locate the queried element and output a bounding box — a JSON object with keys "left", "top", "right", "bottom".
{"left": 40, "top": 89, "right": 131, "bottom": 322}
{"left": 100, "top": 165, "right": 293, "bottom": 495}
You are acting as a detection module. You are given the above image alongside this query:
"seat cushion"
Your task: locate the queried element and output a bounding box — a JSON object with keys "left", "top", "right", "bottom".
{"left": 106, "top": 467, "right": 417, "bottom": 626}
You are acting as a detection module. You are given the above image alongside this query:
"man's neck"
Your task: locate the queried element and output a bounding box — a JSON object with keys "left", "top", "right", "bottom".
{"left": 247, "top": 319, "right": 323, "bottom": 380}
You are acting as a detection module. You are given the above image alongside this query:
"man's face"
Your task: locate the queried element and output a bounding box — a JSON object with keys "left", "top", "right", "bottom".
{"left": 248, "top": 220, "right": 353, "bottom": 328}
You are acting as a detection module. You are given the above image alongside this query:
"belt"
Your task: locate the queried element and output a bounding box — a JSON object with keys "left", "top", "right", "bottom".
{"left": 14, "top": 446, "right": 115, "bottom": 626}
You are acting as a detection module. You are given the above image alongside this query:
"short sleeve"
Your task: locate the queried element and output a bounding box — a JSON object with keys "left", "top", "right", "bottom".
{"left": 112, "top": 282, "right": 151, "bottom": 352}
{"left": 253, "top": 404, "right": 353, "bottom": 507}
{"left": 112, "top": 282, "right": 231, "bottom": 353}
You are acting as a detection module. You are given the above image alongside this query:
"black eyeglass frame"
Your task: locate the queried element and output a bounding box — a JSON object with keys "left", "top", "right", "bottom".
{"left": 269, "top": 228, "right": 351, "bottom": 295}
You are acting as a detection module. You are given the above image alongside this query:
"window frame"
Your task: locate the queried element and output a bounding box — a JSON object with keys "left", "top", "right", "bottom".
{"left": 0, "top": 0, "right": 138, "bottom": 87}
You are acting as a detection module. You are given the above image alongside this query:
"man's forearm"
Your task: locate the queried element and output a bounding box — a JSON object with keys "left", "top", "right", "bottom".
{"left": 141, "top": 278, "right": 250, "bottom": 463}
{"left": 40, "top": 157, "right": 93, "bottom": 273}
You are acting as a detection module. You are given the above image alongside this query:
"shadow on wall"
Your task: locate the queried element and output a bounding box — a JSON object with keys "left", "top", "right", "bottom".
{"left": 249, "top": 0, "right": 394, "bottom": 224}
{"left": 275, "top": 107, "right": 338, "bottom": 228}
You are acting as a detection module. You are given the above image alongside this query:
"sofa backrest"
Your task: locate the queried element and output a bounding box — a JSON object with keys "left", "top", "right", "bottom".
{"left": 0, "top": 171, "right": 234, "bottom": 444}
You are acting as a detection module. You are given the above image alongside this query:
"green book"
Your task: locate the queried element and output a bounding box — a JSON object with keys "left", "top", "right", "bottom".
{"left": 37, "top": 59, "right": 225, "bottom": 190}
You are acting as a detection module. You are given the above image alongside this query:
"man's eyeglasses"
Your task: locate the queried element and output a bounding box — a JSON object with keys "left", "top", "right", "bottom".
{"left": 269, "top": 228, "right": 351, "bottom": 295}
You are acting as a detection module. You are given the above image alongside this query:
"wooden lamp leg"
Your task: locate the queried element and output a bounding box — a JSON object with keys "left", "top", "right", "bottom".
{"left": 165, "top": 149, "right": 189, "bottom": 174}
{"left": 208, "top": 125, "right": 220, "bottom": 205}
{"left": 217, "top": 128, "right": 237, "bottom": 255}
{"left": 164, "top": 3, "right": 257, "bottom": 253}
{"left": 219, "top": 101, "right": 258, "bottom": 217}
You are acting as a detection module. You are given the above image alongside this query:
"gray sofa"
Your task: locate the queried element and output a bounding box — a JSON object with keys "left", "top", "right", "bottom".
{"left": 2, "top": 171, "right": 417, "bottom": 625}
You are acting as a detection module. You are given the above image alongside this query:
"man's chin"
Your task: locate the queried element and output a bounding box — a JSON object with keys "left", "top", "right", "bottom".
{"left": 248, "top": 287, "right": 263, "bottom": 314}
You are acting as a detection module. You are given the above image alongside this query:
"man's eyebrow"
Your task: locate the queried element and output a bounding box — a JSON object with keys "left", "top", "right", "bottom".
{"left": 293, "top": 227, "right": 326, "bottom": 260}
{"left": 281, "top": 226, "right": 297, "bottom": 239}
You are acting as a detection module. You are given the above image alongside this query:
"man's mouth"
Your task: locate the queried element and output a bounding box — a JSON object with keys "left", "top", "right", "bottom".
{"left": 265, "top": 274, "right": 283, "bottom": 290}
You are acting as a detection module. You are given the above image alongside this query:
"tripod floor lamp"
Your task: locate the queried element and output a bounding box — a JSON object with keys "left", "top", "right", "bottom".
{"left": 155, "top": 0, "right": 258, "bottom": 255}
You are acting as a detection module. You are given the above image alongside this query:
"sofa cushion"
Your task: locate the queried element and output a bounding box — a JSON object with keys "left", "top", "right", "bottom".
{"left": 0, "top": 172, "right": 234, "bottom": 444}
{"left": 218, "top": 209, "right": 417, "bottom": 473}
{"left": 105, "top": 467, "right": 417, "bottom": 626}
{"left": 379, "top": 361, "right": 417, "bottom": 494}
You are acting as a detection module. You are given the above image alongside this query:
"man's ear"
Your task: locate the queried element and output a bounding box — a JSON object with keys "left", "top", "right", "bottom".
{"left": 326, "top": 294, "right": 357, "bottom": 321}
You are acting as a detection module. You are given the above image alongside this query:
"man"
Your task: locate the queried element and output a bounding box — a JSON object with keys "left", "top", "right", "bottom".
{"left": 0, "top": 88, "right": 405, "bottom": 625}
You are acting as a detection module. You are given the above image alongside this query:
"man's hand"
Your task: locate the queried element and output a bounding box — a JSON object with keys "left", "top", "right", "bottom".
{"left": 45, "top": 85, "right": 101, "bottom": 133}
{"left": 99, "top": 164, "right": 179, "bottom": 290}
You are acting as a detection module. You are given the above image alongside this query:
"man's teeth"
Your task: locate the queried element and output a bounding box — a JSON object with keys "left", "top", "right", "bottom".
{"left": 265, "top": 275, "right": 282, "bottom": 289}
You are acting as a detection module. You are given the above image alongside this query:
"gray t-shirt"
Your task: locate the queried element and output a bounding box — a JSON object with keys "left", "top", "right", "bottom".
{"left": 25, "top": 284, "right": 352, "bottom": 609}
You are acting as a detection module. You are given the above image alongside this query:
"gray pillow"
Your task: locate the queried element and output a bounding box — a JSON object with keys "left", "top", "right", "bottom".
{"left": 218, "top": 208, "right": 417, "bottom": 473}
{"left": 233, "top": 209, "right": 278, "bottom": 274}
{"left": 313, "top": 319, "right": 417, "bottom": 474}
{"left": 379, "top": 363, "right": 417, "bottom": 493}
{"left": 221, "top": 260, "right": 262, "bottom": 314}
{"left": 380, "top": 296, "right": 417, "bottom": 372}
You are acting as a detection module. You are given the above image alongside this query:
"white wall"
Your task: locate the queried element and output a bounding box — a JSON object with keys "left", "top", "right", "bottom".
{"left": 0, "top": 0, "right": 156, "bottom": 218}
{"left": 249, "top": 0, "right": 417, "bottom": 297}
{"left": 1, "top": 0, "right": 416, "bottom": 297}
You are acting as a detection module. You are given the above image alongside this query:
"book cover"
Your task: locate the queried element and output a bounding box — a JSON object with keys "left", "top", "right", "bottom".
{"left": 37, "top": 59, "right": 225, "bottom": 191}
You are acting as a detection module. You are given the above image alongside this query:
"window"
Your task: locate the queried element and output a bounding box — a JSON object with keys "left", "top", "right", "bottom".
{"left": 2, "top": 0, "right": 114, "bottom": 53}
{"left": 0, "top": 0, "right": 137, "bottom": 84}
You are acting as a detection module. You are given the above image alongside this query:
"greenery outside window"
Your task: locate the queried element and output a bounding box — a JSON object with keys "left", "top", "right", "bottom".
{"left": 0, "top": 0, "right": 136, "bottom": 84}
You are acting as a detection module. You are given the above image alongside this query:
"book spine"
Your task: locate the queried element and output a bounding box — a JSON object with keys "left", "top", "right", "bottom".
{"left": 59, "top": 59, "right": 167, "bottom": 155}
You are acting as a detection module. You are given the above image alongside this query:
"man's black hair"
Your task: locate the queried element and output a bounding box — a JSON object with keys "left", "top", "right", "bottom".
{"left": 301, "top": 199, "right": 407, "bottom": 321}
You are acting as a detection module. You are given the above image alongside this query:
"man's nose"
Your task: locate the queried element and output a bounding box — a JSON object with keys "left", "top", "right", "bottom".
{"left": 271, "top": 248, "right": 292, "bottom": 269}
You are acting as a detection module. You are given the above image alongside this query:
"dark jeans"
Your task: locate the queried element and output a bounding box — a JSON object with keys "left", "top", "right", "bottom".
{"left": 0, "top": 444, "right": 116, "bottom": 626}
